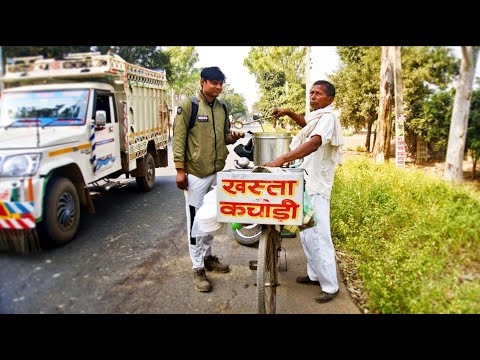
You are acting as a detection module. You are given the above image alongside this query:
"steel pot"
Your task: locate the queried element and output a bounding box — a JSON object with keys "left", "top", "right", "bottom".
{"left": 253, "top": 132, "right": 292, "bottom": 166}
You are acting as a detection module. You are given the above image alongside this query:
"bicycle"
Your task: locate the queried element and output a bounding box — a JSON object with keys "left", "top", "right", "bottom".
{"left": 256, "top": 224, "right": 292, "bottom": 314}
{"left": 217, "top": 166, "right": 304, "bottom": 314}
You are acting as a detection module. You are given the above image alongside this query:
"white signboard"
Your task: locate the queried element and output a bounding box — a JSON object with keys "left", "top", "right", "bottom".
{"left": 216, "top": 169, "right": 304, "bottom": 225}
{"left": 396, "top": 114, "right": 406, "bottom": 167}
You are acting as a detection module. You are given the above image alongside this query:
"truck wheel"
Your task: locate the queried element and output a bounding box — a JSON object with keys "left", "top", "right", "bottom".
{"left": 38, "top": 177, "right": 80, "bottom": 246}
{"left": 233, "top": 224, "right": 262, "bottom": 246}
{"left": 136, "top": 152, "right": 156, "bottom": 192}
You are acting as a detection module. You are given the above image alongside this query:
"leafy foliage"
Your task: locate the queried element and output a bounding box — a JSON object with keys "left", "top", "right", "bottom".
{"left": 163, "top": 46, "right": 200, "bottom": 95}
{"left": 162, "top": 47, "right": 247, "bottom": 116}
{"left": 3, "top": 46, "right": 91, "bottom": 58}
{"left": 328, "top": 46, "right": 459, "bottom": 156}
{"left": 244, "top": 46, "right": 307, "bottom": 127}
{"left": 331, "top": 156, "right": 480, "bottom": 313}
{"left": 94, "top": 46, "right": 169, "bottom": 70}
{"left": 467, "top": 89, "right": 480, "bottom": 176}
{"left": 219, "top": 83, "right": 248, "bottom": 118}
{"left": 3, "top": 46, "right": 93, "bottom": 59}
{"left": 410, "top": 88, "right": 454, "bottom": 151}
{"left": 401, "top": 47, "right": 459, "bottom": 154}
{"left": 329, "top": 47, "right": 381, "bottom": 136}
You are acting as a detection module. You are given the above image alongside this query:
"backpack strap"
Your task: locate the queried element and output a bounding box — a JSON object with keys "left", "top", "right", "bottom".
{"left": 188, "top": 96, "right": 228, "bottom": 130}
{"left": 189, "top": 96, "right": 199, "bottom": 130}
{"left": 217, "top": 99, "right": 229, "bottom": 129}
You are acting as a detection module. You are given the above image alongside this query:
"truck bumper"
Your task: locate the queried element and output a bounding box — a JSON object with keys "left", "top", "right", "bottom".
{"left": 0, "top": 177, "right": 45, "bottom": 229}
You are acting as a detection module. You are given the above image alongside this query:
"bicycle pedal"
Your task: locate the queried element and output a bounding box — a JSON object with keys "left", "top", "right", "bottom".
{"left": 249, "top": 260, "right": 258, "bottom": 270}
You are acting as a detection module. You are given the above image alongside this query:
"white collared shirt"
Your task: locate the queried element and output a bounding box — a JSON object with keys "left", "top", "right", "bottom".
{"left": 299, "top": 105, "right": 343, "bottom": 199}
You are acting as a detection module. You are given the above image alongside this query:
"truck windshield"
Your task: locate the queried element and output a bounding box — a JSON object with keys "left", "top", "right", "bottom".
{"left": 0, "top": 89, "right": 89, "bottom": 127}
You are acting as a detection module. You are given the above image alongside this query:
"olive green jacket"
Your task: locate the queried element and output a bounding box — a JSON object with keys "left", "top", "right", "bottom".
{"left": 173, "top": 92, "right": 230, "bottom": 178}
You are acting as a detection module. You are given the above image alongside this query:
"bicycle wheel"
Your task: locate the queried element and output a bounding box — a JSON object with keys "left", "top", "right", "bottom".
{"left": 257, "top": 226, "right": 280, "bottom": 314}
{"left": 233, "top": 224, "right": 262, "bottom": 246}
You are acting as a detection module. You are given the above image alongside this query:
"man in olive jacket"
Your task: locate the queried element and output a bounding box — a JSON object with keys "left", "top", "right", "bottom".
{"left": 173, "top": 67, "right": 244, "bottom": 292}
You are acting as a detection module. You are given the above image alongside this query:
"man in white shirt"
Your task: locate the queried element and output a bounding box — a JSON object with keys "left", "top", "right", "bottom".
{"left": 262, "top": 80, "right": 344, "bottom": 303}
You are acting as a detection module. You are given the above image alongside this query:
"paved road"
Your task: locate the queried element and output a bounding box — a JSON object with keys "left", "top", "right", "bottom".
{"left": 0, "top": 135, "right": 361, "bottom": 314}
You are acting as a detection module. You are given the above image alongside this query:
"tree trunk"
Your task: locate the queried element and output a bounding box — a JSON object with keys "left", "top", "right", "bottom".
{"left": 445, "top": 46, "right": 479, "bottom": 184}
{"left": 473, "top": 156, "right": 477, "bottom": 180}
{"left": 373, "top": 46, "right": 394, "bottom": 163}
{"left": 365, "top": 117, "right": 373, "bottom": 152}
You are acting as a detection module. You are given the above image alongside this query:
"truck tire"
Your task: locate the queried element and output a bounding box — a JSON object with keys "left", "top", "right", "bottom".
{"left": 233, "top": 224, "right": 262, "bottom": 246}
{"left": 136, "top": 152, "right": 156, "bottom": 192}
{"left": 38, "top": 177, "right": 80, "bottom": 246}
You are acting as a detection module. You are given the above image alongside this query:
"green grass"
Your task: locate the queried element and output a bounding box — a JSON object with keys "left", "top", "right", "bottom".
{"left": 331, "top": 156, "right": 480, "bottom": 313}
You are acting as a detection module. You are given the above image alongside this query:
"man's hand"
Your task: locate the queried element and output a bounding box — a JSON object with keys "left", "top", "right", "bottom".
{"left": 272, "top": 107, "right": 288, "bottom": 119}
{"left": 176, "top": 169, "right": 188, "bottom": 190}
{"left": 262, "top": 157, "right": 289, "bottom": 168}
{"left": 227, "top": 130, "right": 245, "bottom": 144}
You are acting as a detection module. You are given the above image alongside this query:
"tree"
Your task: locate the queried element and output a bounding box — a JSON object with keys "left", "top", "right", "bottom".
{"left": 467, "top": 89, "right": 480, "bottom": 179}
{"left": 164, "top": 46, "right": 200, "bottom": 96}
{"left": 445, "top": 46, "right": 480, "bottom": 184}
{"left": 329, "top": 46, "right": 458, "bottom": 155}
{"left": 162, "top": 46, "right": 200, "bottom": 117}
{"left": 219, "top": 83, "right": 248, "bottom": 119}
{"left": 4, "top": 46, "right": 172, "bottom": 72}
{"left": 399, "top": 47, "right": 458, "bottom": 158}
{"left": 414, "top": 88, "right": 454, "bottom": 152}
{"left": 94, "top": 46, "right": 169, "bottom": 70}
{"left": 4, "top": 46, "right": 92, "bottom": 59}
{"left": 329, "top": 46, "right": 381, "bottom": 151}
{"left": 244, "top": 46, "right": 307, "bottom": 128}
{"left": 373, "top": 46, "right": 394, "bottom": 163}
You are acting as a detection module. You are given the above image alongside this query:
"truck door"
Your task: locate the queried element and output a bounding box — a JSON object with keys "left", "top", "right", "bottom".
{"left": 92, "top": 91, "right": 122, "bottom": 177}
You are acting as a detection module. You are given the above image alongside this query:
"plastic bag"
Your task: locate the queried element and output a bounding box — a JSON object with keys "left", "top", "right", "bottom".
{"left": 191, "top": 187, "right": 228, "bottom": 238}
{"left": 283, "top": 191, "right": 317, "bottom": 234}
{"left": 301, "top": 191, "right": 317, "bottom": 230}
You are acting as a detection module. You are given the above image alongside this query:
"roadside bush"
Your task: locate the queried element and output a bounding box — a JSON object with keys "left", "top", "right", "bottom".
{"left": 331, "top": 156, "right": 480, "bottom": 313}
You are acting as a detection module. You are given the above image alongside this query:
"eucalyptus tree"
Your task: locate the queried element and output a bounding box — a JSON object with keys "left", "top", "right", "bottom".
{"left": 329, "top": 46, "right": 458, "bottom": 158}
{"left": 445, "top": 46, "right": 480, "bottom": 183}
{"left": 373, "top": 46, "right": 395, "bottom": 163}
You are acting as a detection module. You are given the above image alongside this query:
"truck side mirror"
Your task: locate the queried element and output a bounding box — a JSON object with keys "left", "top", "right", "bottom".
{"left": 94, "top": 110, "right": 107, "bottom": 127}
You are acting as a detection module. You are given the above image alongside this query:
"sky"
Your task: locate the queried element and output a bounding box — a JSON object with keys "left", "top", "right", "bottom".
{"left": 196, "top": 46, "right": 480, "bottom": 113}
{"left": 195, "top": 46, "right": 339, "bottom": 112}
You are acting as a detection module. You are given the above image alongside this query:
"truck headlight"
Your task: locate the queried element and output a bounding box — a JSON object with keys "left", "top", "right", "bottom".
{"left": 1, "top": 154, "right": 42, "bottom": 177}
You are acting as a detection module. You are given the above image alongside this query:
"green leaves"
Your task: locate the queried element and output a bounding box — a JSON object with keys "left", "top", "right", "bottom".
{"left": 331, "top": 157, "right": 480, "bottom": 313}
{"left": 244, "top": 46, "right": 308, "bottom": 120}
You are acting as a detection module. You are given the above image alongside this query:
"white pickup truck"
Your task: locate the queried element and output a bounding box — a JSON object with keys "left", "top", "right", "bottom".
{"left": 0, "top": 52, "right": 170, "bottom": 251}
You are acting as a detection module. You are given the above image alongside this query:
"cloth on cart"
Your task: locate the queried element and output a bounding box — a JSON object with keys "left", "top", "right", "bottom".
{"left": 191, "top": 186, "right": 228, "bottom": 238}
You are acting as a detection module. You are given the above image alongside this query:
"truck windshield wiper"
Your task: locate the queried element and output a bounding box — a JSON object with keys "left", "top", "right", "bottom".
{"left": 41, "top": 118, "right": 60, "bottom": 128}
{"left": 3, "top": 118, "right": 41, "bottom": 130}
